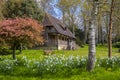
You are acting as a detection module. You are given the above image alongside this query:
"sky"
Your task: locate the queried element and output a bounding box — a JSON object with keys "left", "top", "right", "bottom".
{"left": 46, "top": 0, "right": 62, "bottom": 19}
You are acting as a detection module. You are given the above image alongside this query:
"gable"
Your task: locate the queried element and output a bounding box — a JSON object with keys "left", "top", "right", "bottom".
{"left": 42, "top": 13, "right": 75, "bottom": 38}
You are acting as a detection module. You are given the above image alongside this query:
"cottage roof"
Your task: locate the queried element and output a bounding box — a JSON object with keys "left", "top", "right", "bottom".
{"left": 42, "top": 13, "right": 75, "bottom": 38}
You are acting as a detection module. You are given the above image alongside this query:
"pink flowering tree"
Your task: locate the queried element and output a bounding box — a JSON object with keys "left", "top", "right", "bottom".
{"left": 0, "top": 18, "right": 44, "bottom": 59}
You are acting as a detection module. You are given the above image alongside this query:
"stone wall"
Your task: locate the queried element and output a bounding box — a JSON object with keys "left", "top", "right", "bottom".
{"left": 58, "top": 39, "right": 68, "bottom": 50}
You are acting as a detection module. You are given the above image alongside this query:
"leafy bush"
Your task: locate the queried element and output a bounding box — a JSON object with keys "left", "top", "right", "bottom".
{"left": 0, "top": 59, "right": 16, "bottom": 73}
{"left": 0, "top": 46, "right": 12, "bottom": 55}
{"left": 118, "top": 49, "right": 120, "bottom": 53}
{"left": 34, "top": 55, "right": 87, "bottom": 76}
{"left": 96, "top": 57, "right": 120, "bottom": 70}
{"left": 1, "top": 55, "right": 120, "bottom": 76}
{"left": 113, "top": 42, "right": 120, "bottom": 48}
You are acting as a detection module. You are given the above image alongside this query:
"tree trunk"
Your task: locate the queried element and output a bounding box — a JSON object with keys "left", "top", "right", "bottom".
{"left": 87, "top": 21, "right": 96, "bottom": 71}
{"left": 98, "top": 17, "right": 101, "bottom": 44}
{"left": 108, "top": 0, "right": 114, "bottom": 58}
{"left": 100, "top": 23, "right": 103, "bottom": 44}
{"left": 71, "top": 14, "right": 75, "bottom": 35}
{"left": 84, "top": 19, "right": 87, "bottom": 44}
{"left": 19, "top": 43, "right": 22, "bottom": 54}
{"left": 87, "top": 0, "right": 98, "bottom": 71}
{"left": 13, "top": 42, "right": 16, "bottom": 59}
{"left": 104, "top": 12, "right": 109, "bottom": 43}
{"left": 62, "top": 11, "right": 65, "bottom": 24}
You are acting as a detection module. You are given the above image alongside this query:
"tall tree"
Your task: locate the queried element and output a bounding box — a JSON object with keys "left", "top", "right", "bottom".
{"left": 81, "top": 0, "right": 111, "bottom": 45}
{"left": 57, "top": 0, "right": 81, "bottom": 27}
{"left": 37, "top": 0, "right": 50, "bottom": 12}
{"left": 0, "top": 0, "right": 5, "bottom": 20}
{"left": 81, "top": 0, "right": 91, "bottom": 44}
{"left": 111, "top": 0, "right": 120, "bottom": 43}
{"left": 57, "top": 0, "right": 82, "bottom": 45}
{"left": 96, "top": 0, "right": 109, "bottom": 44}
{"left": 87, "top": 0, "right": 98, "bottom": 71}
{"left": 2, "top": 0, "right": 43, "bottom": 21}
{"left": 0, "top": 18, "right": 43, "bottom": 59}
{"left": 108, "top": 0, "right": 115, "bottom": 58}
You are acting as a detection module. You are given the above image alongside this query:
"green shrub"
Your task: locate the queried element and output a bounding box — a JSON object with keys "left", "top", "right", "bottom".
{"left": 113, "top": 42, "right": 120, "bottom": 48}
{"left": 118, "top": 49, "right": 120, "bottom": 52}
{"left": 0, "top": 46, "right": 12, "bottom": 55}
{"left": 1, "top": 55, "right": 120, "bottom": 77}
{"left": 96, "top": 57, "right": 120, "bottom": 70}
{"left": 34, "top": 55, "right": 87, "bottom": 76}
{"left": 0, "top": 59, "right": 15, "bottom": 73}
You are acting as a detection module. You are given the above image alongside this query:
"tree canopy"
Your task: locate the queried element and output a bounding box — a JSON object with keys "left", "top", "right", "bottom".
{"left": 0, "top": 17, "right": 44, "bottom": 59}
{"left": 2, "top": 0, "right": 43, "bottom": 21}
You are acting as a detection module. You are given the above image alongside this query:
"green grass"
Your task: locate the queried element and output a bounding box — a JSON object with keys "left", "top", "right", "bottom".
{"left": 18, "top": 50, "right": 44, "bottom": 60}
{"left": 0, "top": 45, "right": 120, "bottom": 80}
{"left": 0, "top": 49, "right": 44, "bottom": 60}
{"left": 0, "top": 68, "right": 120, "bottom": 80}
{"left": 2, "top": 45, "right": 118, "bottom": 59}
{"left": 53, "top": 45, "right": 120, "bottom": 58}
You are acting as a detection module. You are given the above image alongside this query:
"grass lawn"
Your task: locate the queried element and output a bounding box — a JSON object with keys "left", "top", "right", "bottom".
{"left": 0, "top": 68, "right": 120, "bottom": 80}
{"left": 0, "top": 45, "right": 120, "bottom": 80}
{"left": 15, "top": 45, "right": 120, "bottom": 59}
{"left": 1, "top": 45, "right": 119, "bottom": 60}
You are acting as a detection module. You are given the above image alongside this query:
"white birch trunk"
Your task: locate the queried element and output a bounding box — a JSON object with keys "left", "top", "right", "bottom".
{"left": 87, "top": 0, "right": 98, "bottom": 71}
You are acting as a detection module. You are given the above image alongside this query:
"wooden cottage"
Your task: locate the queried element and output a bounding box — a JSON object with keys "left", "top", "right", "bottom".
{"left": 42, "top": 13, "right": 76, "bottom": 50}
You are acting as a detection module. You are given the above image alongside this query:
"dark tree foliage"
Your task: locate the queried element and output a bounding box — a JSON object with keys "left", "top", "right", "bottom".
{"left": 69, "top": 26, "right": 85, "bottom": 47}
{"left": 2, "top": 0, "right": 43, "bottom": 21}
{"left": 75, "top": 29, "right": 85, "bottom": 47}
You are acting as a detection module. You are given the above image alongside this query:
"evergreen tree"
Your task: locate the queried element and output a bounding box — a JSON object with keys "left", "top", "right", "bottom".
{"left": 2, "top": 0, "right": 43, "bottom": 21}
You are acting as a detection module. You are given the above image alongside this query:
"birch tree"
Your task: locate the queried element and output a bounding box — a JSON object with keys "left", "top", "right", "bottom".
{"left": 87, "top": 0, "right": 98, "bottom": 71}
